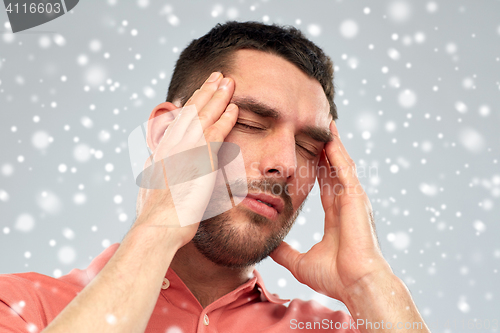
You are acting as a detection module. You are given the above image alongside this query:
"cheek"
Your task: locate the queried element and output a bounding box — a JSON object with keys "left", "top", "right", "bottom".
{"left": 289, "top": 162, "right": 318, "bottom": 205}
{"left": 223, "top": 132, "right": 259, "bottom": 175}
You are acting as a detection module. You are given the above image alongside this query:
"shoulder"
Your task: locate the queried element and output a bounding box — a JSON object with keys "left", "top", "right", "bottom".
{"left": 284, "top": 299, "right": 358, "bottom": 332}
{"left": 286, "top": 298, "right": 353, "bottom": 320}
{"left": 0, "top": 270, "right": 85, "bottom": 301}
{"left": 0, "top": 272, "right": 83, "bottom": 331}
{"left": 0, "top": 272, "right": 52, "bottom": 305}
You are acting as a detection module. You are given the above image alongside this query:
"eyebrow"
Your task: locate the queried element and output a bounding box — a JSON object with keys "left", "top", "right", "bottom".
{"left": 231, "top": 96, "right": 333, "bottom": 143}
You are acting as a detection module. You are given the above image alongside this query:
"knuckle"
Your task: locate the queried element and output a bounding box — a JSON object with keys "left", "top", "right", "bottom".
{"left": 197, "top": 113, "right": 212, "bottom": 125}
{"left": 203, "top": 85, "right": 219, "bottom": 95}
{"left": 214, "top": 88, "right": 230, "bottom": 99}
{"left": 203, "top": 127, "right": 216, "bottom": 139}
{"left": 204, "top": 127, "right": 223, "bottom": 143}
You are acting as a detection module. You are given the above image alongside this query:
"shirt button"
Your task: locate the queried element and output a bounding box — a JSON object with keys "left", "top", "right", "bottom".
{"left": 203, "top": 314, "right": 209, "bottom": 326}
{"left": 161, "top": 278, "right": 170, "bottom": 290}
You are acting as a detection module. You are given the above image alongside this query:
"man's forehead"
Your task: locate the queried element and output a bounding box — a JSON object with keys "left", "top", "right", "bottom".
{"left": 228, "top": 50, "right": 331, "bottom": 125}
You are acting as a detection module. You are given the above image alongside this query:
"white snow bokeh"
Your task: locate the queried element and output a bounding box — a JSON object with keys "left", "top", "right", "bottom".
{"left": 388, "top": 48, "right": 401, "bottom": 60}
{"left": 38, "top": 35, "right": 52, "bottom": 49}
{"left": 31, "top": 131, "right": 52, "bottom": 150}
{"left": 307, "top": 24, "right": 321, "bottom": 37}
{"left": 73, "top": 144, "right": 92, "bottom": 162}
{"left": 73, "top": 192, "right": 87, "bottom": 205}
{"left": 387, "top": 231, "right": 411, "bottom": 250}
{"left": 84, "top": 65, "right": 108, "bottom": 87}
{"left": 473, "top": 220, "right": 486, "bottom": 234}
{"left": 165, "top": 327, "right": 183, "bottom": 333}
{"left": 211, "top": 4, "right": 224, "bottom": 18}
{"left": 98, "top": 130, "right": 111, "bottom": 142}
{"left": 419, "top": 183, "right": 439, "bottom": 196}
{"left": 347, "top": 57, "right": 358, "bottom": 69}
{"left": 77, "top": 54, "right": 89, "bottom": 66}
{"left": 1, "top": 163, "right": 14, "bottom": 177}
{"left": 14, "top": 214, "right": 35, "bottom": 232}
{"left": 426, "top": 2, "right": 438, "bottom": 13}
{"left": 58, "top": 246, "right": 76, "bottom": 264}
{"left": 388, "top": 76, "right": 401, "bottom": 88}
{"left": 80, "top": 116, "right": 94, "bottom": 128}
{"left": 143, "top": 86, "right": 156, "bottom": 99}
{"left": 387, "top": 1, "right": 412, "bottom": 23}
{"left": 137, "top": 0, "right": 149, "bottom": 9}
{"left": 0, "top": 189, "right": 9, "bottom": 202}
{"left": 339, "top": 20, "right": 358, "bottom": 39}
{"left": 385, "top": 121, "right": 397, "bottom": 132}
{"left": 168, "top": 15, "right": 180, "bottom": 27}
{"left": 62, "top": 228, "right": 75, "bottom": 240}
{"left": 457, "top": 296, "right": 471, "bottom": 313}
{"left": 459, "top": 127, "right": 485, "bottom": 153}
{"left": 420, "top": 141, "right": 433, "bottom": 153}
{"left": 398, "top": 89, "right": 417, "bottom": 108}
{"left": 414, "top": 31, "right": 426, "bottom": 44}
{"left": 89, "top": 39, "right": 102, "bottom": 52}
{"left": 226, "top": 8, "right": 239, "bottom": 20}
{"left": 455, "top": 101, "right": 468, "bottom": 113}
{"left": 53, "top": 34, "right": 66, "bottom": 46}
{"left": 445, "top": 42, "right": 458, "bottom": 54}
{"left": 478, "top": 105, "right": 490, "bottom": 117}
{"left": 36, "top": 191, "right": 63, "bottom": 215}
{"left": 2, "top": 32, "right": 15, "bottom": 44}
{"left": 356, "top": 112, "right": 378, "bottom": 133}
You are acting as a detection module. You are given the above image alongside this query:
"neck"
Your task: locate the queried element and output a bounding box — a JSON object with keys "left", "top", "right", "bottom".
{"left": 170, "top": 242, "right": 254, "bottom": 308}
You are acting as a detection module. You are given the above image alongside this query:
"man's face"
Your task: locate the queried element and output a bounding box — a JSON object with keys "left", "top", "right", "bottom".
{"left": 193, "top": 49, "right": 332, "bottom": 267}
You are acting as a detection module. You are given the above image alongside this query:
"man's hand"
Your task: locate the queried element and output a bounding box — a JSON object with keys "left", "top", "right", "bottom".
{"left": 271, "top": 121, "right": 430, "bottom": 332}
{"left": 134, "top": 72, "right": 239, "bottom": 249}
{"left": 270, "top": 120, "right": 390, "bottom": 300}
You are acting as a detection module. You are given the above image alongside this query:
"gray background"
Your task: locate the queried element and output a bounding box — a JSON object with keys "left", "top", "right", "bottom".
{"left": 1, "top": 0, "right": 499, "bottom": 331}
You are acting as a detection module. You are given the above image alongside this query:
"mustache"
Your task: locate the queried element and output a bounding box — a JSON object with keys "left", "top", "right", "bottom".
{"left": 228, "top": 177, "right": 293, "bottom": 207}
{"left": 201, "top": 176, "right": 294, "bottom": 221}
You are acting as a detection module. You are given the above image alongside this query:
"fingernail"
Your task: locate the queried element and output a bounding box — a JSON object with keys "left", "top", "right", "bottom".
{"left": 226, "top": 103, "right": 237, "bottom": 112}
{"left": 218, "top": 78, "right": 231, "bottom": 90}
{"left": 206, "top": 72, "right": 221, "bottom": 83}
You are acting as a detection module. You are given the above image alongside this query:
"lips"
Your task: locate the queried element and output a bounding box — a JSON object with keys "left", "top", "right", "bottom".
{"left": 245, "top": 192, "right": 284, "bottom": 214}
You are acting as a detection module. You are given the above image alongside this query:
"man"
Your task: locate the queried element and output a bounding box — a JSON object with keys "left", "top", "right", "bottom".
{"left": 0, "top": 22, "right": 429, "bottom": 332}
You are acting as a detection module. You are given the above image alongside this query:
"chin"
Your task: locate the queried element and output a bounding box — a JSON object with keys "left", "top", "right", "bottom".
{"left": 192, "top": 206, "right": 294, "bottom": 268}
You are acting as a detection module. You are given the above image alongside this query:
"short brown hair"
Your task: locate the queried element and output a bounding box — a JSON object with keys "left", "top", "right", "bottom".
{"left": 166, "top": 21, "right": 337, "bottom": 120}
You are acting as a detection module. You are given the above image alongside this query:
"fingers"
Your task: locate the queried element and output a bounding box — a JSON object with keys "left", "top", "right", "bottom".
{"left": 203, "top": 103, "right": 239, "bottom": 143}
{"left": 270, "top": 241, "right": 302, "bottom": 276}
{"left": 156, "top": 72, "right": 236, "bottom": 158}
{"left": 197, "top": 77, "right": 235, "bottom": 130}
{"left": 324, "top": 121, "right": 362, "bottom": 192}
{"left": 183, "top": 72, "right": 236, "bottom": 131}
{"left": 184, "top": 72, "right": 223, "bottom": 111}
{"left": 156, "top": 105, "right": 198, "bottom": 159}
{"left": 323, "top": 121, "right": 374, "bottom": 236}
{"left": 317, "top": 150, "right": 336, "bottom": 211}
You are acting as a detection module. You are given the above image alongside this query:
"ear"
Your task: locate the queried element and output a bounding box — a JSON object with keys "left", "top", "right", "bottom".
{"left": 146, "top": 101, "right": 181, "bottom": 152}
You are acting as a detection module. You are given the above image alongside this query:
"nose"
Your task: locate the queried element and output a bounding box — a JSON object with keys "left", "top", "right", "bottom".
{"left": 257, "top": 131, "right": 297, "bottom": 180}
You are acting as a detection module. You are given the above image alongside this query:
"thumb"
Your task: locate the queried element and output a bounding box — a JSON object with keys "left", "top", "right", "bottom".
{"left": 270, "top": 241, "right": 303, "bottom": 275}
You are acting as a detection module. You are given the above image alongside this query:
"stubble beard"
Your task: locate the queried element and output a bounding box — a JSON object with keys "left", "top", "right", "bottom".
{"left": 192, "top": 182, "right": 305, "bottom": 269}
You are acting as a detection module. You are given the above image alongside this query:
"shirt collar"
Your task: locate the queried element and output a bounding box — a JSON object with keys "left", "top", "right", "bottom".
{"left": 81, "top": 243, "right": 289, "bottom": 312}
{"left": 252, "top": 269, "right": 290, "bottom": 305}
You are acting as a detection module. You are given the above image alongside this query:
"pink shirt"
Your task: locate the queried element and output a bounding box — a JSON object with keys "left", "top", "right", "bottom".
{"left": 0, "top": 244, "right": 359, "bottom": 332}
